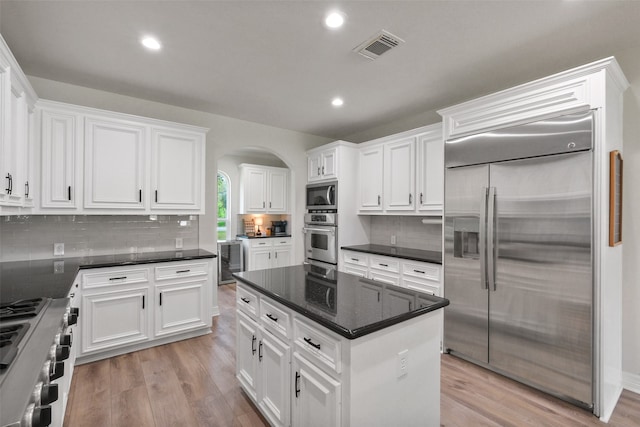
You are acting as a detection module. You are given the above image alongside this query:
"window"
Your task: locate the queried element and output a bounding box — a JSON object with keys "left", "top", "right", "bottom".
{"left": 217, "top": 172, "right": 229, "bottom": 241}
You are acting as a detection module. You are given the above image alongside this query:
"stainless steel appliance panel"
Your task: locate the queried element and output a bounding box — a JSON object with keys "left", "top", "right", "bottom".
{"left": 444, "top": 164, "right": 490, "bottom": 363}
{"left": 303, "top": 225, "right": 337, "bottom": 265}
{"left": 306, "top": 181, "right": 337, "bottom": 211}
{"left": 488, "top": 152, "right": 593, "bottom": 405}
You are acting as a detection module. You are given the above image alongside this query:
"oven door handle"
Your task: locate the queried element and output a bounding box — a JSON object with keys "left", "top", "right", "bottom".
{"left": 303, "top": 227, "right": 335, "bottom": 235}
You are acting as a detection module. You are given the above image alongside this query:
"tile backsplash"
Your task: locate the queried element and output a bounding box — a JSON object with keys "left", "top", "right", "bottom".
{"left": 0, "top": 215, "right": 199, "bottom": 261}
{"left": 369, "top": 216, "right": 442, "bottom": 252}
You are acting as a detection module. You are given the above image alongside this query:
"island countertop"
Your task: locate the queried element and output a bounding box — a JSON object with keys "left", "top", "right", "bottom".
{"left": 233, "top": 264, "right": 449, "bottom": 339}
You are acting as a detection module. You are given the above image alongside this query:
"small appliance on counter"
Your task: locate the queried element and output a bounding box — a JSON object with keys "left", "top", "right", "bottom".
{"left": 271, "top": 220, "right": 288, "bottom": 236}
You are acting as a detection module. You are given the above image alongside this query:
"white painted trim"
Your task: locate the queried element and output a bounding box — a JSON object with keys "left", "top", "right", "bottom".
{"left": 622, "top": 371, "right": 640, "bottom": 395}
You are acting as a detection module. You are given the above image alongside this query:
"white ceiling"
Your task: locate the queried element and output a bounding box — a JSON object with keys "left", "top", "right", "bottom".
{"left": 2, "top": 1, "right": 640, "bottom": 140}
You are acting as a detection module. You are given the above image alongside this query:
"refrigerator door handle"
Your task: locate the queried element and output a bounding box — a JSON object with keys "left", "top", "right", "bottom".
{"left": 479, "top": 187, "right": 488, "bottom": 290}
{"left": 487, "top": 187, "right": 496, "bottom": 291}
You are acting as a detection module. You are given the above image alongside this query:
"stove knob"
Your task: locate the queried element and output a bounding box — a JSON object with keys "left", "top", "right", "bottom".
{"left": 70, "top": 307, "right": 80, "bottom": 317}
{"left": 41, "top": 360, "right": 52, "bottom": 383}
{"left": 22, "top": 403, "right": 52, "bottom": 427}
{"left": 64, "top": 311, "right": 78, "bottom": 327}
{"left": 55, "top": 345, "right": 70, "bottom": 361}
{"left": 41, "top": 383, "right": 59, "bottom": 405}
{"left": 49, "top": 361, "right": 64, "bottom": 381}
{"left": 58, "top": 333, "right": 73, "bottom": 347}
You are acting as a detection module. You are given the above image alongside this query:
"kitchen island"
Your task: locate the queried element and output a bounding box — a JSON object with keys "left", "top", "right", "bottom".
{"left": 233, "top": 264, "right": 448, "bottom": 427}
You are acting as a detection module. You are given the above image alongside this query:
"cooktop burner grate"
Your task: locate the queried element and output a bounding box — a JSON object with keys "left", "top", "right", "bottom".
{"left": 0, "top": 323, "right": 30, "bottom": 369}
{"left": 0, "top": 298, "right": 45, "bottom": 322}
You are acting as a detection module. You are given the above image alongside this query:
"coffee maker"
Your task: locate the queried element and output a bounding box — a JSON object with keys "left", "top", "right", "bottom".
{"left": 271, "top": 220, "right": 288, "bottom": 236}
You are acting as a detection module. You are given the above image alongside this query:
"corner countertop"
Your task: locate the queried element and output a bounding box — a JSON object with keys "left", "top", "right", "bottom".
{"left": 341, "top": 244, "right": 442, "bottom": 265}
{"left": 233, "top": 264, "right": 448, "bottom": 340}
{"left": 0, "top": 249, "right": 216, "bottom": 302}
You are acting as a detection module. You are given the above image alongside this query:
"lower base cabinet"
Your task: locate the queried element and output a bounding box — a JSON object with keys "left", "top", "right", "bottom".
{"left": 236, "top": 282, "right": 442, "bottom": 427}
{"left": 76, "top": 259, "right": 214, "bottom": 362}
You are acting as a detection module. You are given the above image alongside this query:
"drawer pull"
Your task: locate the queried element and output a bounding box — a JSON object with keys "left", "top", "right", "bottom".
{"left": 176, "top": 269, "right": 191, "bottom": 273}
{"left": 303, "top": 337, "right": 321, "bottom": 350}
{"left": 379, "top": 263, "right": 388, "bottom": 267}
{"left": 295, "top": 371, "right": 301, "bottom": 397}
{"left": 240, "top": 297, "right": 251, "bottom": 304}
{"left": 413, "top": 269, "right": 426, "bottom": 274}
{"left": 351, "top": 258, "right": 359, "bottom": 262}
{"left": 266, "top": 313, "right": 279, "bottom": 322}
{"left": 109, "top": 276, "right": 127, "bottom": 281}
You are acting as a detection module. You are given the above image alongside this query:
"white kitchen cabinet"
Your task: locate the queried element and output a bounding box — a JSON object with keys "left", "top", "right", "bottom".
{"left": 307, "top": 146, "right": 337, "bottom": 183}
{"left": 151, "top": 127, "right": 205, "bottom": 212}
{"left": 358, "top": 146, "right": 384, "bottom": 211}
{"left": 417, "top": 129, "right": 444, "bottom": 214}
{"left": 75, "top": 258, "right": 214, "bottom": 363}
{"left": 239, "top": 164, "right": 289, "bottom": 214}
{"left": 40, "top": 106, "right": 82, "bottom": 210}
{"left": 242, "top": 238, "right": 293, "bottom": 271}
{"left": 0, "top": 36, "right": 38, "bottom": 212}
{"left": 292, "top": 352, "right": 341, "bottom": 427}
{"left": 84, "top": 116, "right": 146, "bottom": 209}
{"left": 384, "top": 137, "right": 416, "bottom": 211}
{"left": 236, "top": 309, "right": 291, "bottom": 427}
{"left": 81, "top": 287, "right": 151, "bottom": 354}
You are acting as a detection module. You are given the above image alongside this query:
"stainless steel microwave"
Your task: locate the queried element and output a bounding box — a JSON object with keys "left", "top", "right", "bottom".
{"left": 306, "top": 181, "right": 337, "bottom": 211}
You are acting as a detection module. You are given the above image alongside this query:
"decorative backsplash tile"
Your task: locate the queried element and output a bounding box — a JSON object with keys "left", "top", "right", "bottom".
{"left": 369, "top": 216, "right": 442, "bottom": 252}
{"left": 0, "top": 215, "right": 199, "bottom": 262}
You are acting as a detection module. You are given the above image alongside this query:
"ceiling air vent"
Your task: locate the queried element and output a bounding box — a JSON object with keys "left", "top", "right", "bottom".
{"left": 353, "top": 30, "right": 404, "bottom": 60}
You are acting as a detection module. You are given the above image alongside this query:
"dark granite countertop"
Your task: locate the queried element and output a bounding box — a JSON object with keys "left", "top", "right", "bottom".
{"left": 0, "top": 249, "right": 216, "bottom": 303}
{"left": 236, "top": 235, "right": 292, "bottom": 239}
{"left": 233, "top": 264, "right": 448, "bottom": 340}
{"left": 341, "top": 244, "right": 442, "bottom": 265}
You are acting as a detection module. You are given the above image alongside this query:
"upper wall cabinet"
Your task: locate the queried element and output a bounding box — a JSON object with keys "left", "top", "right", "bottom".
{"left": 151, "top": 127, "right": 205, "bottom": 211}
{"left": 0, "top": 35, "right": 38, "bottom": 214}
{"left": 37, "top": 100, "right": 208, "bottom": 215}
{"left": 358, "top": 123, "right": 443, "bottom": 216}
{"left": 307, "top": 146, "right": 337, "bottom": 183}
{"left": 239, "top": 164, "right": 289, "bottom": 214}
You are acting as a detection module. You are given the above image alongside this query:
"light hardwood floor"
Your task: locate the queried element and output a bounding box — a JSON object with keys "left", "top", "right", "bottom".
{"left": 64, "top": 283, "right": 640, "bottom": 426}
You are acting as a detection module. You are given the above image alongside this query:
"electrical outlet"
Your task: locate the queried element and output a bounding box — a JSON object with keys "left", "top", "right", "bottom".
{"left": 54, "top": 243, "right": 64, "bottom": 256}
{"left": 53, "top": 261, "right": 65, "bottom": 274}
{"left": 397, "top": 349, "right": 409, "bottom": 378}
{"left": 391, "top": 235, "right": 397, "bottom": 245}
{"left": 175, "top": 237, "right": 183, "bottom": 249}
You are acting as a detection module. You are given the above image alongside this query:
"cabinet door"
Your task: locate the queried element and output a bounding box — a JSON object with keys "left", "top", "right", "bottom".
{"left": 321, "top": 148, "right": 337, "bottom": 180}
{"left": 41, "top": 108, "right": 80, "bottom": 209}
{"left": 236, "top": 310, "right": 259, "bottom": 401}
{"left": 258, "top": 331, "right": 291, "bottom": 427}
{"left": 417, "top": 131, "right": 444, "bottom": 214}
{"left": 81, "top": 288, "right": 150, "bottom": 354}
{"left": 384, "top": 137, "right": 415, "bottom": 211}
{"left": 273, "top": 247, "right": 292, "bottom": 268}
{"left": 84, "top": 117, "right": 146, "bottom": 209}
{"left": 307, "top": 153, "right": 322, "bottom": 182}
{"left": 22, "top": 106, "right": 36, "bottom": 207}
{"left": 242, "top": 167, "right": 268, "bottom": 212}
{"left": 155, "top": 280, "right": 207, "bottom": 337}
{"left": 268, "top": 169, "right": 288, "bottom": 213}
{"left": 0, "top": 87, "right": 27, "bottom": 206}
{"left": 358, "top": 146, "right": 383, "bottom": 211}
{"left": 251, "top": 248, "right": 273, "bottom": 271}
{"left": 292, "top": 352, "right": 341, "bottom": 427}
{"left": 357, "top": 281, "right": 383, "bottom": 325}
{"left": 0, "top": 66, "right": 9, "bottom": 205}
{"left": 383, "top": 288, "right": 415, "bottom": 318}
{"left": 151, "top": 128, "right": 204, "bottom": 211}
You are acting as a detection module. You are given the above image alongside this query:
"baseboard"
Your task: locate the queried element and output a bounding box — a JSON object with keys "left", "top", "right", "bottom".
{"left": 622, "top": 370, "right": 640, "bottom": 394}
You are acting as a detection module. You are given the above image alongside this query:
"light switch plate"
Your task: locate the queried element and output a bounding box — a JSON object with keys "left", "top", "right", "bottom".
{"left": 175, "top": 237, "right": 183, "bottom": 249}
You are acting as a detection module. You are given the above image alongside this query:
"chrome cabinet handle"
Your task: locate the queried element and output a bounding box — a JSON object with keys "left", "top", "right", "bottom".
{"left": 420, "top": 192, "right": 423, "bottom": 205}
{"left": 25, "top": 181, "right": 29, "bottom": 197}
{"left": 377, "top": 195, "right": 381, "bottom": 206}
{"left": 251, "top": 335, "right": 256, "bottom": 355}
{"left": 295, "top": 372, "right": 301, "bottom": 397}
{"left": 409, "top": 193, "right": 412, "bottom": 204}
{"left": 322, "top": 166, "right": 325, "bottom": 175}
{"left": 304, "top": 337, "right": 321, "bottom": 350}
{"left": 317, "top": 167, "right": 321, "bottom": 176}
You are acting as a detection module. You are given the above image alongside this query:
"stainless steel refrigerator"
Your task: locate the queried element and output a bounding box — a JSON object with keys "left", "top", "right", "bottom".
{"left": 443, "top": 110, "right": 595, "bottom": 409}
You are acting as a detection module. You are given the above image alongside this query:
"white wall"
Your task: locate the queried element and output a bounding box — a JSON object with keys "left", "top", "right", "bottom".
{"left": 27, "top": 76, "right": 333, "bottom": 266}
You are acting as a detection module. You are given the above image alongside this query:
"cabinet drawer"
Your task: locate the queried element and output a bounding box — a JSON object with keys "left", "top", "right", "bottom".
{"left": 237, "top": 285, "right": 260, "bottom": 319}
{"left": 154, "top": 262, "right": 209, "bottom": 281}
{"left": 259, "top": 299, "right": 291, "bottom": 340}
{"left": 293, "top": 318, "right": 341, "bottom": 375}
{"left": 249, "top": 239, "right": 273, "bottom": 248}
{"left": 402, "top": 261, "right": 440, "bottom": 282}
{"left": 369, "top": 270, "right": 400, "bottom": 286}
{"left": 369, "top": 256, "right": 399, "bottom": 273}
{"left": 272, "top": 238, "right": 292, "bottom": 247}
{"left": 82, "top": 267, "right": 149, "bottom": 290}
{"left": 343, "top": 251, "right": 368, "bottom": 267}
{"left": 404, "top": 277, "right": 439, "bottom": 296}
{"left": 343, "top": 265, "right": 367, "bottom": 278}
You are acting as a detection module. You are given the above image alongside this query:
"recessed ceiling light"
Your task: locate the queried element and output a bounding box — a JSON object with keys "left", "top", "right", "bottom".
{"left": 141, "top": 36, "right": 162, "bottom": 51}
{"left": 325, "top": 11, "right": 345, "bottom": 29}
{"left": 331, "top": 97, "right": 344, "bottom": 107}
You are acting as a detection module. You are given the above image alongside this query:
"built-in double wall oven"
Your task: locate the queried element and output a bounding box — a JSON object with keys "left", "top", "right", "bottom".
{"left": 303, "top": 212, "right": 338, "bottom": 268}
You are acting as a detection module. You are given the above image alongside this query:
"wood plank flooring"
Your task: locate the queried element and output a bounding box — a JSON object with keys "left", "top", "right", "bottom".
{"left": 63, "top": 283, "right": 640, "bottom": 426}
